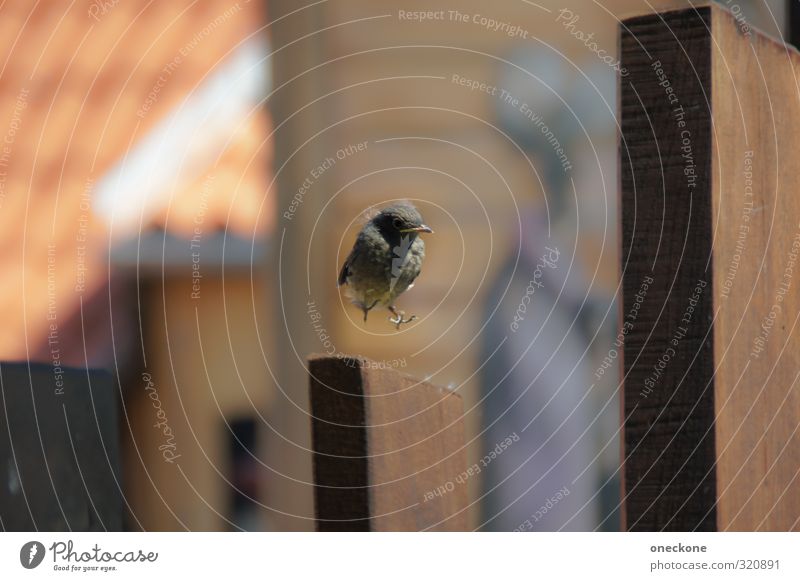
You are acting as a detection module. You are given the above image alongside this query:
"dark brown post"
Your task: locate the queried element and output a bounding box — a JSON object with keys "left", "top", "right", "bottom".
{"left": 620, "top": 5, "right": 800, "bottom": 531}
{"left": 309, "top": 355, "right": 468, "bottom": 531}
{"left": 0, "top": 363, "right": 121, "bottom": 531}
{"left": 790, "top": 0, "right": 800, "bottom": 49}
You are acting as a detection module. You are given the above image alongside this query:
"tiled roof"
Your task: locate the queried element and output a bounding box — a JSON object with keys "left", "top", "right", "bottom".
{"left": 0, "top": 0, "right": 273, "bottom": 362}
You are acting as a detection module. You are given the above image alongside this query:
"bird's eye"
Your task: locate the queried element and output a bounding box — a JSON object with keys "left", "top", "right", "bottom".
{"left": 392, "top": 218, "right": 403, "bottom": 229}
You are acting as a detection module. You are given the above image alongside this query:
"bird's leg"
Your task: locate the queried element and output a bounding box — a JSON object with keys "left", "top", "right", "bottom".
{"left": 388, "top": 305, "right": 417, "bottom": 330}
{"left": 363, "top": 300, "right": 379, "bottom": 323}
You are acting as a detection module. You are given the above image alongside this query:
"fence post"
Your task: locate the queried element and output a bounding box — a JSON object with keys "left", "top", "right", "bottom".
{"left": 620, "top": 5, "right": 800, "bottom": 531}
{"left": 309, "top": 355, "right": 468, "bottom": 531}
{"left": 0, "top": 363, "right": 121, "bottom": 531}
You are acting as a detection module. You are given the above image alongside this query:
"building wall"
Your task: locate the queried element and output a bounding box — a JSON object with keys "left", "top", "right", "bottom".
{"left": 123, "top": 274, "right": 274, "bottom": 531}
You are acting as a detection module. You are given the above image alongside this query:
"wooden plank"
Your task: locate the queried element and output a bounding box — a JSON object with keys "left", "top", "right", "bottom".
{"left": 620, "top": 5, "right": 716, "bottom": 533}
{"left": 710, "top": 4, "right": 800, "bottom": 532}
{"left": 309, "top": 354, "right": 468, "bottom": 531}
{"left": 0, "top": 362, "right": 121, "bottom": 531}
{"left": 620, "top": 4, "right": 800, "bottom": 531}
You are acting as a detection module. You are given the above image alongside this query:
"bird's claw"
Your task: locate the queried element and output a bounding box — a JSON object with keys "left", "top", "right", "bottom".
{"left": 389, "top": 312, "right": 416, "bottom": 330}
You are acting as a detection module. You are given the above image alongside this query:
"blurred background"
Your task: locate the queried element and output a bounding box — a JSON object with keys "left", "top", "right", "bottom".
{"left": 0, "top": 0, "right": 789, "bottom": 531}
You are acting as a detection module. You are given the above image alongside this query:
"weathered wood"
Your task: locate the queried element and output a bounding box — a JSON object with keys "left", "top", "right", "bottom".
{"left": 620, "top": 4, "right": 800, "bottom": 531}
{"left": 309, "top": 355, "right": 467, "bottom": 531}
{"left": 0, "top": 362, "right": 121, "bottom": 531}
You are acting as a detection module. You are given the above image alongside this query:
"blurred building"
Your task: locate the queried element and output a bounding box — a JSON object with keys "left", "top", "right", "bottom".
{"left": 0, "top": 0, "right": 276, "bottom": 530}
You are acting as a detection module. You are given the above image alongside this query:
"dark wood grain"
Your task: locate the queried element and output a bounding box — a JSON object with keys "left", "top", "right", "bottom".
{"left": 309, "top": 358, "right": 370, "bottom": 531}
{"left": 0, "top": 362, "right": 121, "bottom": 531}
{"left": 309, "top": 355, "right": 467, "bottom": 531}
{"left": 621, "top": 6, "right": 715, "bottom": 532}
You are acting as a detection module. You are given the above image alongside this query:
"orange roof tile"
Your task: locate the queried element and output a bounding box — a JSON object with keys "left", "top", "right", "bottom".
{"left": 0, "top": 0, "right": 274, "bottom": 362}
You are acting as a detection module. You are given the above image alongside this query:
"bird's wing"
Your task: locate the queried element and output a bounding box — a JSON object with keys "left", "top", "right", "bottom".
{"left": 338, "top": 244, "right": 358, "bottom": 286}
{"left": 405, "top": 267, "right": 420, "bottom": 289}
{"left": 393, "top": 239, "right": 424, "bottom": 293}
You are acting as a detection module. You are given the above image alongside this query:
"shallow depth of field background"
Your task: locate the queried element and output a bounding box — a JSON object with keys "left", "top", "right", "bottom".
{"left": 0, "top": 0, "right": 787, "bottom": 530}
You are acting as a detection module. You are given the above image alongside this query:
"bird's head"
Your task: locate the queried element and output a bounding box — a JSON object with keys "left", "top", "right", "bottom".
{"left": 373, "top": 203, "right": 433, "bottom": 237}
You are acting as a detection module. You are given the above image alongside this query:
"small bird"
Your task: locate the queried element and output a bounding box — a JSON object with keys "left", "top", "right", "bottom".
{"left": 338, "top": 202, "right": 433, "bottom": 329}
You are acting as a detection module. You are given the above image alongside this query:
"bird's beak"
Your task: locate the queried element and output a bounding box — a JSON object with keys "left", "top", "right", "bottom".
{"left": 402, "top": 225, "right": 434, "bottom": 234}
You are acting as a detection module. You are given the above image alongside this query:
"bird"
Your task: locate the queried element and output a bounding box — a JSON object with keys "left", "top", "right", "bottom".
{"left": 338, "top": 202, "right": 433, "bottom": 329}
